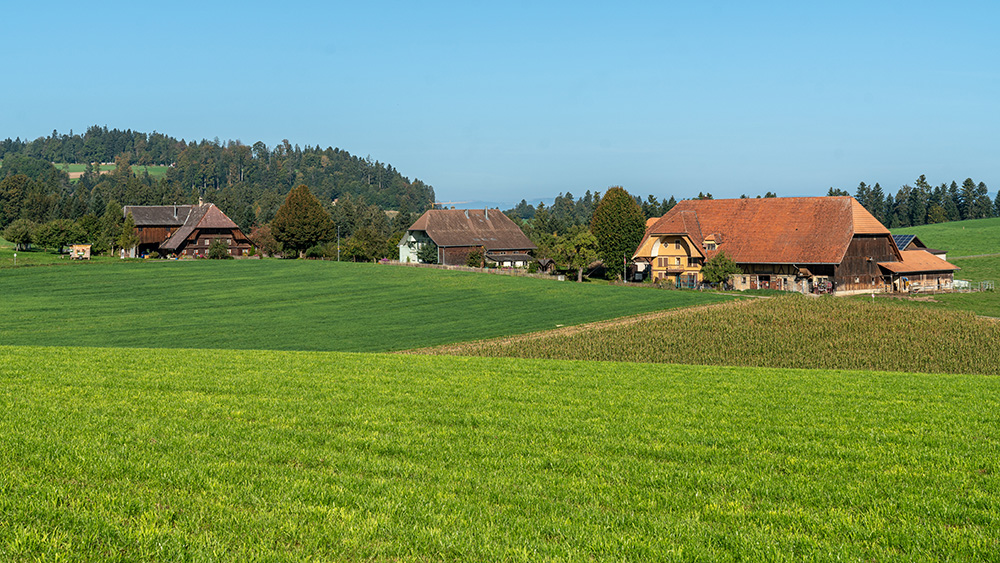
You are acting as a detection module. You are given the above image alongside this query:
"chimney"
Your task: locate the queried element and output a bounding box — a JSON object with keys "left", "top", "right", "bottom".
{"left": 198, "top": 196, "right": 204, "bottom": 207}
{"left": 465, "top": 209, "right": 469, "bottom": 218}
{"left": 485, "top": 207, "right": 489, "bottom": 220}
{"left": 173, "top": 205, "right": 177, "bottom": 219}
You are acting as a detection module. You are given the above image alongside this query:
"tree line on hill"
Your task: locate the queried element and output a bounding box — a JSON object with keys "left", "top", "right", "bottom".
{"left": 0, "top": 127, "right": 435, "bottom": 259}
{"left": 0, "top": 126, "right": 434, "bottom": 227}
{"left": 831, "top": 175, "right": 999, "bottom": 228}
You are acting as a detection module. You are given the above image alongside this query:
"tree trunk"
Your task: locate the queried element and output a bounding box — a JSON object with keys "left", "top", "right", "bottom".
{"left": 577, "top": 267, "right": 583, "bottom": 282}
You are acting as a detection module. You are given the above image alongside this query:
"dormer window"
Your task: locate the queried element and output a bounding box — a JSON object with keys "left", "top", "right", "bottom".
{"left": 705, "top": 242, "right": 717, "bottom": 251}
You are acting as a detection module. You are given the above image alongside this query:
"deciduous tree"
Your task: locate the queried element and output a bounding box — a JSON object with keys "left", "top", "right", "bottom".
{"left": 3, "top": 218, "right": 35, "bottom": 250}
{"left": 556, "top": 228, "right": 599, "bottom": 282}
{"left": 117, "top": 213, "right": 140, "bottom": 254}
{"left": 701, "top": 250, "right": 742, "bottom": 287}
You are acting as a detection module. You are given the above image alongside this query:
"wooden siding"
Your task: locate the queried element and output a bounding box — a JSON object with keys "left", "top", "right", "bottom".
{"left": 178, "top": 229, "right": 252, "bottom": 257}
{"left": 834, "top": 235, "right": 897, "bottom": 292}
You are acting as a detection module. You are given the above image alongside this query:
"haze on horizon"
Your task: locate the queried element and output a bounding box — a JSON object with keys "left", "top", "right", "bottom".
{"left": 3, "top": 1, "right": 998, "bottom": 204}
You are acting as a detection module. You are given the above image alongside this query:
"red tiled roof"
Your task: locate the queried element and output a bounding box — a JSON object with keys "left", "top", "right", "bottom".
{"left": 408, "top": 209, "right": 536, "bottom": 251}
{"left": 638, "top": 196, "right": 888, "bottom": 265}
{"left": 878, "top": 250, "right": 960, "bottom": 274}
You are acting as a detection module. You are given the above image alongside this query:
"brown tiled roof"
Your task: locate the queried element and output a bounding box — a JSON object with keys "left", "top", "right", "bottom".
{"left": 124, "top": 205, "right": 192, "bottom": 226}
{"left": 878, "top": 250, "right": 959, "bottom": 274}
{"left": 638, "top": 196, "right": 888, "bottom": 265}
{"left": 408, "top": 209, "right": 536, "bottom": 251}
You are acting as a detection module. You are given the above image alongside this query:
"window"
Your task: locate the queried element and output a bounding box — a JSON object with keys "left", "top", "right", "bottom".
{"left": 674, "top": 257, "right": 681, "bottom": 266}
{"left": 205, "top": 239, "right": 210, "bottom": 246}
{"left": 674, "top": 240, "right": 682, "bottom": 250}
{"left": 705, "top": 243, "right": 716, "bottom": 251}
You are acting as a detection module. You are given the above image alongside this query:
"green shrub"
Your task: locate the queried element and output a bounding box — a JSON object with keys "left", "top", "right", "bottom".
{"left": 208, "top": 239, "right": 233, "bottom": 259}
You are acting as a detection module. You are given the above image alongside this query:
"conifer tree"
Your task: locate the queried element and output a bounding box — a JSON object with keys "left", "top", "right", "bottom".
{"left": 590, "top": 186, "right": 646, "bottom": 277}
{"left": 271, "top": 185, "right": 335, "bottom": 257}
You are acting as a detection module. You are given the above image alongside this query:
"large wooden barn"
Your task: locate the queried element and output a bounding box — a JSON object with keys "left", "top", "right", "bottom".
{"left": 123, "top": 202, "right": 252, "bottom": 258}
{"left": 399, "top": 208, "right": 536, "bottom": 266}
{"left": 633, "top": 196, "right": 958, "bottom": 294}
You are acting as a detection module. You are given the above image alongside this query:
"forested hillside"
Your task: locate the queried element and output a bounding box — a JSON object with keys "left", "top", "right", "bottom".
{"left": 0, "top": 126, "right": 435, "bottom": 231}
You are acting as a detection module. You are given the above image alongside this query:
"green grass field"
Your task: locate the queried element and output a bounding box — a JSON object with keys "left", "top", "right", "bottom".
{"left": 0, "top": 235, "right": 119, "bottom": 267}
{"left": 0, "top": 260, "right": 733, "bottom": 352}
{"left": 891, "top": 217, "right": 1000, "bottom": 258}
{"left": 2, "top": 345, "right": 997, "bottom": 561}
{"left": 432, "top": 295, "right": 1000, "bottom": 375}
{"left": 54, "top": 162, "right": 170, "bottom": 179}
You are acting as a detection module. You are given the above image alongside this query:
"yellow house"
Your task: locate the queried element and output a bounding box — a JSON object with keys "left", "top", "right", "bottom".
{"left": 633, "top": 231, "right": 705, "bottom": 288}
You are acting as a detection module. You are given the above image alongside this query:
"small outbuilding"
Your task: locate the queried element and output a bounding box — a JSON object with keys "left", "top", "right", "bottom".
{"left": 878, "top": 250, "right": 960, "bottom": 293}
{"left": 70, "top": 244, "right": 91, "bottom": 260}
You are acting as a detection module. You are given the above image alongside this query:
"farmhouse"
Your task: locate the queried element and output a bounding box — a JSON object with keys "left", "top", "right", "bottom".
{"left": 123, "top": 202, "right": 252, "bottom": 258}
{"left": 633, "top": 196, "right": 958, "bottom": 294}
{"left": 399, "top": 208, "right": 536, "bottom": 266}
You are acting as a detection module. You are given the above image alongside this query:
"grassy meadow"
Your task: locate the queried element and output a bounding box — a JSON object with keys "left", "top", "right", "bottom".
{"left": 0, "top": 235, "right": 119, "bottom": 267}
{"left": 0, "top": 259, "right": 733, "bottom": 352}
{"left": 432, "top": 295, "right": 1000, "bottom": 375}
{"left": 891, "top": 217, "right": 1000, "bottom": 258}
{"left": 888, "top": 219, "right": 1000, "bottom": 317}
{"left": 54, "top": 162, "right": 171, "bottom": 180}
{"left": 2, "top": 345, "right": 998, "bottom": 561}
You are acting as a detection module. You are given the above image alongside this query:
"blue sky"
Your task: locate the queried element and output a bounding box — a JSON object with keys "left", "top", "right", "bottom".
{"left": 3, "top": 1, "right": 998, "bottom": 204}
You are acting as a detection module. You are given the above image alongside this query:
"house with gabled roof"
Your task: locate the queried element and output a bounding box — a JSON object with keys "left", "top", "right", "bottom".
{"left": 634, "top": 196, "right": 958, "bottom": 294}
{"left": 123, "top": 201, "right": 252, "bottom": 258}
{"left": 399, "top": 208, "right": 536, "bottom": 266}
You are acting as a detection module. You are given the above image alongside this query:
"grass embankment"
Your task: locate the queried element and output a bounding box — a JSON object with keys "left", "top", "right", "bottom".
{"left": 2, "top": 345, "right": 998, "bottom": 561}
{"left": 0, "top": 260, "right": 732, "bottom": 352}
{"left": 885, "top": 218, "right": 1000, "bottom": 316}
{"left": 430, "top": 295, "right": 1000, "bottom": 375}
{"left": 891, "top": 217, "right": 1000, "bottom": 258}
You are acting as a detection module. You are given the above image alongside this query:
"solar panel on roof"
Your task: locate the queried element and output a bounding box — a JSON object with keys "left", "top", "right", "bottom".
{"left": 893, "top": 234, "right": 916, "bottom": 250}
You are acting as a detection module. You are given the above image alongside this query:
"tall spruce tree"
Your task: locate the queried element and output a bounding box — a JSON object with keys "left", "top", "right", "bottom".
{"left": 271, "top": 184, "right": 335, "bottom": 257}
{"left": 590, "top": 186, "right": 646, "bottom": 278}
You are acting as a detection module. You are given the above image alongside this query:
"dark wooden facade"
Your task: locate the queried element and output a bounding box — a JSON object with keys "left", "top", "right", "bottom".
{"left": 833, "top": 235, "right": 899, "bottom": 292}
{"left": 126, "top": 203, "right": 252, "bottom": 258}
{"left": 176, "top": 229, "right": 252, "bottom": 258}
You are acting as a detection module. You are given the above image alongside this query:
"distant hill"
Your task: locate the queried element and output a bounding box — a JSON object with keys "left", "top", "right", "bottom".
{"left": 0, "top": 126, "right": 435, "bottom": 229}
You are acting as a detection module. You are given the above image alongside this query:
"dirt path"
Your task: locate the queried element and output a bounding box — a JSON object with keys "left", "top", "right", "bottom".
{"left": 399, "top": 298, "right": 756, "bottom": 355}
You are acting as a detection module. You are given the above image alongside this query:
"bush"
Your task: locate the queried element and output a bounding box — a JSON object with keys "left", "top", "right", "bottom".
{"left": 466, "top": 249, "right": 484, "bottom": 268}
{"left": 304, "top": 245, "right": 327, "bottom": 259}
{"left": 208, "top": 239, "right": 233, "bottom": 259}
